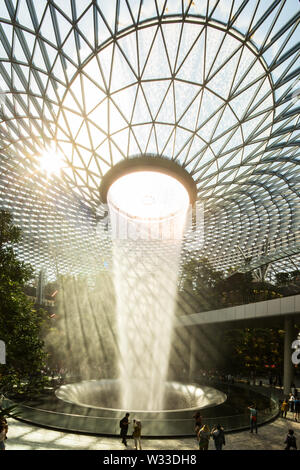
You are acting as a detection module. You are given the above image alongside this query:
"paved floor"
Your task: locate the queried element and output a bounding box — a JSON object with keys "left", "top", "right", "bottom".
{"left": 3, "top": 411, "right": 300, "bottom": 450}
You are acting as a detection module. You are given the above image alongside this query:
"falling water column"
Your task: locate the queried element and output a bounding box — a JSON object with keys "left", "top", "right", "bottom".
{"left": 107, "top": 171, "right": 190, "bottom": 411}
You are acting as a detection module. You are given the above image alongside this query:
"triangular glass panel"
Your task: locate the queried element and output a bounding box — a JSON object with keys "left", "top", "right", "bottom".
{"left": 132, "top": 123, "right": 152, "bottom": 154}
{"left": 198, "top": 108, "right": 224, "bottom": 143}
{"left": 116, "top": 33, "right": 138, "bottom": 75}
{"left": 126, "top": 0, "right": 141, "bottom": 23}
{"left": 139, "top": 1, "right": 157, "bottom": 23}
{"left": 0, "top": 3, "right": 12, "bottom": 20}
{"left": 242, "top": 142, "right": 262, "bottom": 161}
{"left": 160, "top": 23, "right": 182, "bottom": 74}
{"left": 0, "top": 34, "right": 8, "bottom": 59}
{"left": 98, "top": 43, "right": 113, "bottom": 89}
{"left": 86, "top": 121, "right": 106, "bottom": 150}
{"left": 145, "top": 125, "right": 158, "bottom": 154}
{"left": 82, "top": 75, "right": 106, "bottom": 114}
{"left": 62, "top": 30, "right": 78, "bottom": 64}
{"left": 32, "top": 0, "right": 48, "bottom": 24}
{"left": 231, "top": 1, "right": 258, "bottom": 35}
{"left": 242, "top": 115, "right": 265, "bottom": 141}
{"left": 110, "top": 141, "right": 125, "bottom": 166}
{"left": 76, "top": 121, "right": 91, "bottom": 149}
{"left": 53, "top": 0, "right": 73, "bottom": 20}
{"left": 251, "top": 4, "right": 281, "bottom": 51}
{"left": 63, "top": 86, "right": 83, "bottom": 113}
{"left": 154, "top": 124, "right": 174, "bottom": 155}
{"left": 110, "top": 44, "right": 137, "bottom": 92}
{"left": 44, "top": 43, "right": 59, "bottom": 68}
{"left": 221, "top": 126, "right": 243, "bottom": 155}
{"left": 173, "top": 126, "right": 192, "bottom": 158}
{"left": 96, "top": 8, "right": 113, "bottom": 46}
{"left": 142, "top": 28, "right": 171, "bottom": 80}
{"left": 74, "top": 0, "right": 92, "bottom": 20}
{"left": 174, "top": 81, "right": 201, "bottom": 122}
{"left": 97, "top": 139, "right": 111, "bottom": 165}
{"left": 1, "top": 23, "right": 13, "bottom": 47}
{"left": 52, "top": 56, "right": 66, "bottom": 82}
{"left": 197, "top": 89, "right": 224, "bottom": 128}
{"left": 185, "top": 135, "right": 206, "bottom": 166}
{"left": 77, "top": 7, "right": 95, "bottom": 51}
{"left": 214, "top": 105, "right": 239, "bottom": 139}
{"left": 82, "top": 56, "right": 106, "bottom": 90}
{"left": 176, "top": 31, "right": 205, "bottom": 85}
{"left": 131, "top": 85, "right": 153, "bottom": 124}
{"left": 176, "top": 22, "right": 205, "bottom": 72}
{"left": 141, "top": 80, "right": 170, "bottom": 119}
{"left": 88, "top": 100, "right": 108, "bottom": 134}
{"left": 230, "top": 79, "right": 264, "bottom": 120}
{"left": 112, "top": 84, "right": 137, "bottom": 123}
{"left": 33, "top": 41, "right": 46, "bottom": 70}
{"left": 138, "top": 25, "right": 158, "bottom": 75}
{"left": 212, "top": 1, "right": 232, "bottom": 24}
{"left": 118, "top": 0, "right": 134, "bottom": 30}
{"left": 96, "top": 1, "right": 117, "bottom": 36}
{"left": 111, "top": 127, "right": 129, "bottom": 156}
{"left": 62, "top": 108, "right": 84, "bottom": 139}
{"left": 40, "top": 6, "right": 57, "bottom": 45}
{"left": 109, "top": 100, "right": 129, "bottom": 134}
{"left": 56, "top": 10, "right": 73, "bottom": 45}
{"left": 205, "top": 27, "right": 225, "bottom": 79}
{"left": 156, "top": 85, "right": 175, "bottom": 124}
{"left": 17, "top": 0, "right": 34, "bottom": 30}
{"left": 128, "top": 128, "right": 142, "bottom": 156}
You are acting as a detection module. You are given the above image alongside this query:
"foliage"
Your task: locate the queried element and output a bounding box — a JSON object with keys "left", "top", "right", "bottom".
{"left": 177, "top": 257, "right": 224, "bottom": 313}
{"left": 0, "top": 210, "right": 48, "bottom": 397}
{"left": 178, "top": 257, "right": 284, "bottom": 315}
{"left": 224, "top": 328, "right": 284, "bottom": 376}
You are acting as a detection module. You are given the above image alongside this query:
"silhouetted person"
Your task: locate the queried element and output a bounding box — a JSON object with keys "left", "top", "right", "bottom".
{"left": 0, "top": 420, "right": 7, "bottom": 451}
{"left": 193, "top": 411, "right": 202, "bottom": 435}
{"left": 211, "top": 424, "right": 226, "bottom": 450}
{"left": 132, "top": 419, "right": 142, "bottom": 450}
{"left": 198, "top": 424, "right": 210, "bottom": 450}
{"left": 120, "top": 412, "right": 130, "bottom": 447}
{"left": 284, "top": 429, "right": 297, "bottom": 450}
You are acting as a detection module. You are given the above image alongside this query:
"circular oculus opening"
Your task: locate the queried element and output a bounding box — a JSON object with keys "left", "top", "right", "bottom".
{"left": 107, "top": 170, "right": 190, "bottom": 221}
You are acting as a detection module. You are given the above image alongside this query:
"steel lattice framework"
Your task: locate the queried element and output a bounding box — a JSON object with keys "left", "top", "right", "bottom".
{"left": 0, "top": 0, "right": 299, "bottom": 281}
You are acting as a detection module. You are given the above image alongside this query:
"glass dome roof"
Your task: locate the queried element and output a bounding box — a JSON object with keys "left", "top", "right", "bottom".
{"left": 0, "top": 0, "right": 299, "bottom": 279}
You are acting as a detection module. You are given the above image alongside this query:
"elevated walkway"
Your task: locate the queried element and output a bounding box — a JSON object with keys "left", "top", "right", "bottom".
{"left": 177, "top": 294, "right": 300, "bottom": 327}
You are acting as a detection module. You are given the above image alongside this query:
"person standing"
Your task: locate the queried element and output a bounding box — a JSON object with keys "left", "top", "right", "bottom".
{"left": 289, "top": 393, "right": 295, "bottom": 413}
{"left": 211, "top": 424, "right": 226, "bottom": 450}
{"left": 132, "top": 419, "right": 142, "bottom": 450}
{"left": 284, "top": 429, "right": 297, "bottom": 450}
{"left": 293, "top": 396, "right": 300, "bottom": 422}
{"left": 248, "top": 404, "right": 258, "bottom": 434}
{"left": 198, "top": 424, "right": 210, "bottom": 450}
{"left": 0, "top": 420, "right": 7, "bottom": 451}
{"left": 281, "top": 399, "right": 289, "bottom": 418}
{"left": 193, "top": 411, "right": 202, "bottom": 435}
{"left": 120, "top": 412, "right": 130, "bottom": 447}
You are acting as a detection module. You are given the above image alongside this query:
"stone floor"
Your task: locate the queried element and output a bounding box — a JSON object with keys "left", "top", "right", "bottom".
{"left": 3, "top": 411, "right": 300, "bottom": 450}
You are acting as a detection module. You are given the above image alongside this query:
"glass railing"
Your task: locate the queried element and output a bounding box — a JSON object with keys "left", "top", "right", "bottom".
{"left": 2, "top": 382, "right": 279, "bottom": 437}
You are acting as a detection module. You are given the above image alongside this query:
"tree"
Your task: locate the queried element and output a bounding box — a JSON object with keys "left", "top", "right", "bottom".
{"left": 0, "top": 210, "right": 48, "bottom": 397}
{"left": 223, "top": 327, "right": 284, "bottom": 377}
{"left": 177, "top": 257, "right": 224, "bottom": 314}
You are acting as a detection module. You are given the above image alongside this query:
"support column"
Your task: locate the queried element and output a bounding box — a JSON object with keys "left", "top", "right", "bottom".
{"left": 284, "top": 316, "right": 294, "bottom": 395}
{"left": 189, "top": 326, "right": 198, "bottom": 380}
